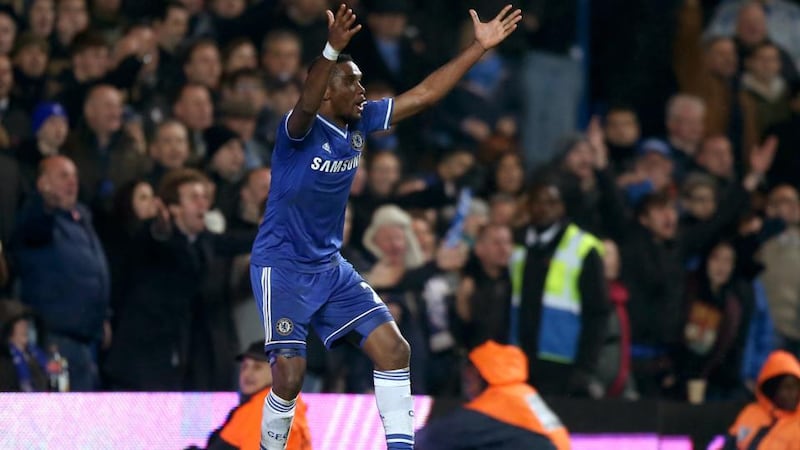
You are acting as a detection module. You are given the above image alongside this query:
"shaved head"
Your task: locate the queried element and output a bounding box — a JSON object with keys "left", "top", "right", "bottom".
{"left": 37, "top": 155, "right": 79, "bottom": 210}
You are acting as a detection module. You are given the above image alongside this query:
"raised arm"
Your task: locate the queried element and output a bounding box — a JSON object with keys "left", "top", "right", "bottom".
{"left": 286, "top": 4, "right": 361, "bottom": 139}
{"left": 391, "top": 5, "right": 522, "bottom": 125}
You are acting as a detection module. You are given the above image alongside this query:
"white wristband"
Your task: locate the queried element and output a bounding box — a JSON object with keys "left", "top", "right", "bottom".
{"left": 322, "top": 42, "right": 340, "bottom": 61}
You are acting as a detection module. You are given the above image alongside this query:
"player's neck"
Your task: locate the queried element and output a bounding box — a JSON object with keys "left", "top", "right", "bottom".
{"left": 318, "top": 105, "right": 348, "bottom": 130}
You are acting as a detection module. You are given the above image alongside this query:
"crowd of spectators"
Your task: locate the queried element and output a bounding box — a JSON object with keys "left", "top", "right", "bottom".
{"left": 0, "top": 0, "right": 799, "bottom": 409}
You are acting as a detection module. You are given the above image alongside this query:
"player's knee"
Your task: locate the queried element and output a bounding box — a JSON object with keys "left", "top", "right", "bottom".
{"left": 269, "top": 350, "right": 306, "bottom": 398}
{"left": 385, "top": 335, "right": 411, "bottom": 369}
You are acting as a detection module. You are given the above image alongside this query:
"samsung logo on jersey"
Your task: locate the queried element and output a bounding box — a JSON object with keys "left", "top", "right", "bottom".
{"left": 310, "top": 155, "right": 360, "bottom": 173}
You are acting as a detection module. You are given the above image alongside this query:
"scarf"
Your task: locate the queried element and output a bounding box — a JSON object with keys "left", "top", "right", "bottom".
{"left": 9, "top": 344, "right": 48, "bottom": 392}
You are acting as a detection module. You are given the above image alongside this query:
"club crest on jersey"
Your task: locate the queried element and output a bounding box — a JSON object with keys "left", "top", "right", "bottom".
{"left": 276, "top": 318, "right": 294, "bottom": 336}
{"left": 351, "top": 131, "right": 364, "bottom": 151}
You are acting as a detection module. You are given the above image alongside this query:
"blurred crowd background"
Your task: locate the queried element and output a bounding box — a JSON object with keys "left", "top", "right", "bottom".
{"left": 0, "top": 0, "right": 799, "bottom": 406}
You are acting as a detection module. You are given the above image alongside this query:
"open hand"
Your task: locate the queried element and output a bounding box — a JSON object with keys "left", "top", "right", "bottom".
{"left": 586, "top": 115, "right": 609, "bottom": 169}
{"left": 151, "top": 198, "right": 172, "bottom": 237}
{"left": 749, "top": 135, "right": 778, "bottom": 175}
{"left": 326, "top": 4, "right": 362, "bottom": 51}
{"left": 470, "top": 5, "right": 523, "bottom": 51}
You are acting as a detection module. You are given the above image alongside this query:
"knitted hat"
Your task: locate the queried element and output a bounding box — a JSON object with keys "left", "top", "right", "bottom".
{"left": 31, "top": 102, "right": 68, "bottom": 135}
{"left": 203, "top": 125, "right": 241, "bottom": 162}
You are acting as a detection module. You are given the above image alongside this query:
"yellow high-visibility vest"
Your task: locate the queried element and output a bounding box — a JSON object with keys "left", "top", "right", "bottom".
{"left": 510, "top": 224, "right": 603, "bottom": 363}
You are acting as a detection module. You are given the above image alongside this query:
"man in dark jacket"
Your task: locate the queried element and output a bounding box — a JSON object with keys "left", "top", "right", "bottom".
{"left": 104, "top": 169, "right": 253, "bottom": 391}
{"left": 511, "top": 181, "right": 609, "bottom": 397}
{"left": 454, "top": 223, "right": 514, "bottom": 349}
{"left": 10, "top": 155, "right": 110, "bottom": 391}
{"left": 621, "top": 141, "right": 774, "bottom": 397}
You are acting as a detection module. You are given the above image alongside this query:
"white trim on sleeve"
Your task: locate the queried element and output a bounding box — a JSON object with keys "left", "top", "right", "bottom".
{"left": 285, "top": 110, "right": 314, "bottom": 141}
{"left": 383, "top": 98, "right": 394, "bottom": 130}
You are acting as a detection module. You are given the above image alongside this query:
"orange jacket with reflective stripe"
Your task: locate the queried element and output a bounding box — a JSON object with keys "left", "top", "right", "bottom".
{"left": 465, "top": 341, "right": 571, "bottom": 450}
{"left": 219, "top": 388, "right": 311, "bottom": 450}
{"left": 729, "top": 351, "right": 800, "bottom": 449}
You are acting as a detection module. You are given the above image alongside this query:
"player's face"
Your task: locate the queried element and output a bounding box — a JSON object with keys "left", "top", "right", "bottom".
{"left": 239, "top": 357, "right": 272, "bottom": 396}
{"left": 329, "top": 61, "right": 366, "bottom": 123}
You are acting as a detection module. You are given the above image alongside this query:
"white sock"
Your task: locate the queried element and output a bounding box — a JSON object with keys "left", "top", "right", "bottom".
{"left": 261, "top": 390, "right": 296, "bottom": 450}
{"left": 374, "top": 368, "right": 414, "bottom": 449}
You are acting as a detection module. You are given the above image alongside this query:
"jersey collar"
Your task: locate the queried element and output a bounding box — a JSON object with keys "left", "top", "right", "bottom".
{"left": 316, "top": 114, "right": 348, "bottom": 139}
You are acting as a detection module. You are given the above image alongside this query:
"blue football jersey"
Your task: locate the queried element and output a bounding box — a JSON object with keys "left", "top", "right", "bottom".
{"left": 251, "top": 98, "right": 394, "bottom": 272}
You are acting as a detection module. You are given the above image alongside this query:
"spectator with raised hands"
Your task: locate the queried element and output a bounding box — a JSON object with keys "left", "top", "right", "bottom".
{"left": 602, "top": 106, "right": 641, "bottom": 175}
{"left": 153, "top": 1, "right": 189, "bottom": 57}
{"left": 10, "top": 155, "right": 110, "bottom": 391}
{"left": 551, "top": 123, "right": 628, "bottom": 240}
{"left": 104, "top": 169, "right": 252, "bottom": 391}
{"left": 616, "top": 138, "right": 676, "bottom": 207}
{"left": 621, "top": 136, "right": 776, "bottom": 397}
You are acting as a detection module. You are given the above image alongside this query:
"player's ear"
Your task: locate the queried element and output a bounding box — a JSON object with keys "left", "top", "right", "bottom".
{"left": 322, "top": 85, "right": 332, "bottom": 102}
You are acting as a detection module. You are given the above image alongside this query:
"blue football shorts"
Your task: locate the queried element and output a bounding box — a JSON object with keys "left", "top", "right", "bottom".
{"left": 250, "top": 260, "right": 394, "bottom": 355}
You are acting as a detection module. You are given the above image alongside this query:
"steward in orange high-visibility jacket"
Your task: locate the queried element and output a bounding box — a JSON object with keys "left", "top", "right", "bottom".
{"left": 724, "top": 350, "right": 800, "bottom": 450}
{"left": 416, "top": 340, "right": 570, "bottom": 450}
{"left": 205, "top": 342, "right": 311, "bottom": 450}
